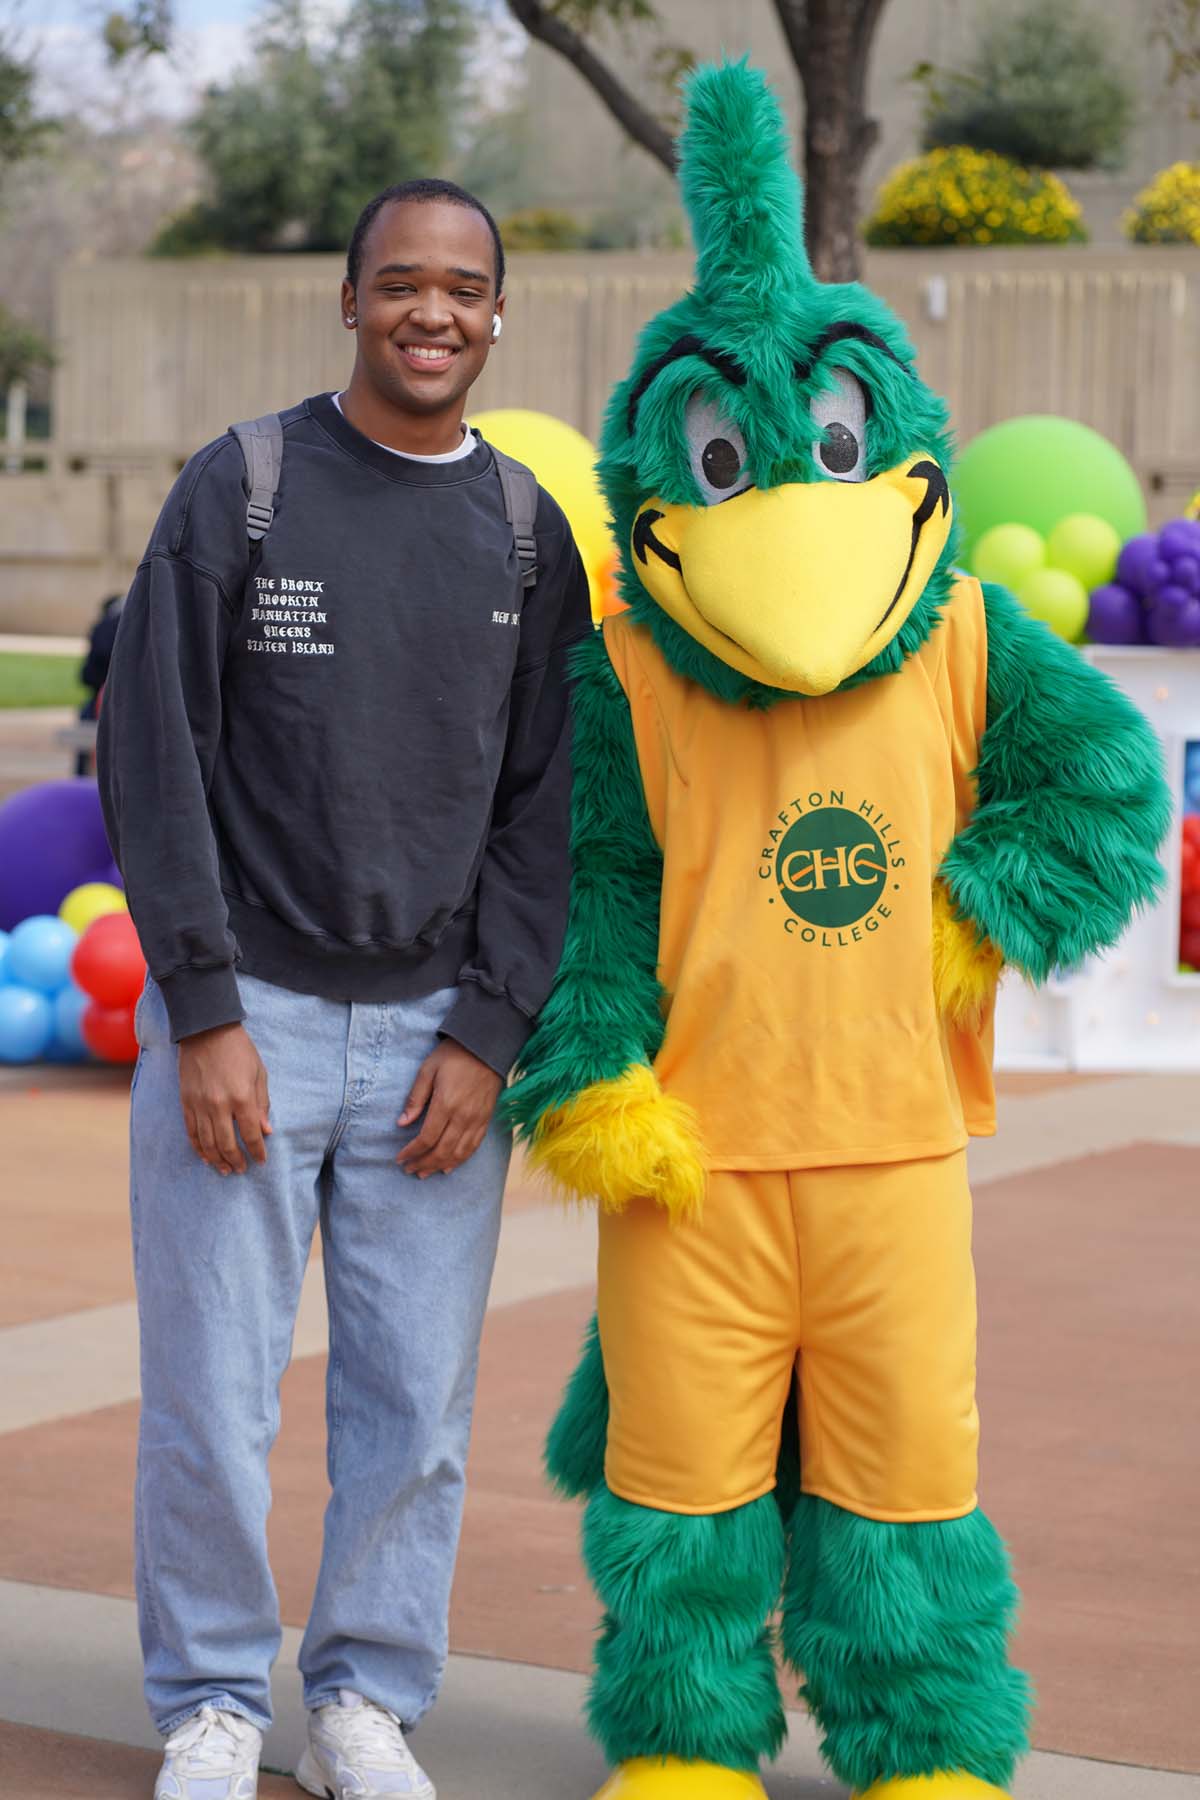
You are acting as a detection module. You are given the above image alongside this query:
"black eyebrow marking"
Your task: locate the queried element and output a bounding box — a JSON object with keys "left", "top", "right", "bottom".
{"left": 627, "top": 333, "right": 746, "bottom": 433}
{"left": 794, "top": 322, "right": 911, "bottom": 384}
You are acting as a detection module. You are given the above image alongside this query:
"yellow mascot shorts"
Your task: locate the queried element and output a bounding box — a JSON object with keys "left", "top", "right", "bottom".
{"left": 597, "top": 1150, "right": 979, "bottom": 1523}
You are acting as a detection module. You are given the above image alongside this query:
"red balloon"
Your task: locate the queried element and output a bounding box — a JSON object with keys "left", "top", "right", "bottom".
{"left": 71, "top": 911, "right": 146, "bottom": 1007}
{"left": 1183, "top": 813, "right": 1200, "bottom": 845}
{"left": 1181, "top": 929, "right": 1200, "bottom": 972}
{"left": 1182, "top": 892, "right": 1200, "bottom": 932}
{"left": 1182, "top": 842, "right": 1200, "bottom": 897}
{"left": 81, "top": 1000, "right": 139, "bottom": 1064}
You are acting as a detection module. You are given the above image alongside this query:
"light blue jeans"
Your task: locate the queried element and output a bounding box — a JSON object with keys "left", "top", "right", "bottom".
{"left": 130, "top": 972, "right": 510, "bottom": 1736}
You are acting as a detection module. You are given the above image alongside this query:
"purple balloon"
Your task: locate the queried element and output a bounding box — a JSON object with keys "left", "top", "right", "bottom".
{"left": 1117, "top": 533, "right": 1163, "bottom": 596}
{"left": 0, "top": 781, "right": 113, "bottom": 933}
{"left": 1159, "top": 518, "right": 1200, "bottom": 565}
{"left": 1171, "top": 555, "right": 1200, "bottom": 596}
{"left": 1087, "top": 582, "right": 1145, "bottom": 644}
{"left": 1149, "top": 596, "right": 1200, "bottom": 647}
{"left": 1157, "top": 583, "right": 1192, "bottom": 611}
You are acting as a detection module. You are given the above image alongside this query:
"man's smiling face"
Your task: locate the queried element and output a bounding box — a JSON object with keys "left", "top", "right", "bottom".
{"left": 343, "top": 198, "right": 502, "bottom": 419}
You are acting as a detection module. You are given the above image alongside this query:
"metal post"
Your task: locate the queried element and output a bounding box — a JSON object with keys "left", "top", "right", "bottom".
{"left": 4, "top": 379, "right": 28, "bottom": 474}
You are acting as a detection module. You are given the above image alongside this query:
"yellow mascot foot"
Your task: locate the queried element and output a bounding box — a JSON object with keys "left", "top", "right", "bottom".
{"left": 593, "top": 1757, "right": 768, "bottom": 1798}
{"left": 855, "top": 1774, "right": 1013, "bottom": 1799}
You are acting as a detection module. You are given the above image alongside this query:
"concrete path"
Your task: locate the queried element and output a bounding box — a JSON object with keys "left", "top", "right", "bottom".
{"left": 3, "top": 1070, "right": 1197, "bottom": 1797}
{"left": 0, "top": 633, "right": 87, "bottom": 655}
{"left": 3, "top": 1582, "right": 1195, "bottom": 1800}
{"left": 0, "top": 704, "right": 78, "bottom": 796}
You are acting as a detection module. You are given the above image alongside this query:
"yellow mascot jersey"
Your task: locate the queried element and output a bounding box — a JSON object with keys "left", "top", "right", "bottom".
{"left": 604, "top": 573, "right": 996, "bottom": 1170}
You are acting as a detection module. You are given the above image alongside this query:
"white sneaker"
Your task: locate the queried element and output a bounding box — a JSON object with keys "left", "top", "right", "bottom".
{"left": 155, "top": 1705, "right": 262, "bottom": 1799}
{"left": 296, "top": 1690, "right": 435, "bottom": 1799}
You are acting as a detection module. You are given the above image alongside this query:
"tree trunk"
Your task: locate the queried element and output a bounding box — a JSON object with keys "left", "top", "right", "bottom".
{"left": 777, "top": 0, "right": 887, "bottom": 283}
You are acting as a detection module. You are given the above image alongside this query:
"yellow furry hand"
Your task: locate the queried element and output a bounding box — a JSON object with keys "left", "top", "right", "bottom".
{"left": 932, "top": 881, "right": 1004, "bottom": 1027}
{"left": 529, "top": 1064, "right": 707, "bottom": 1223}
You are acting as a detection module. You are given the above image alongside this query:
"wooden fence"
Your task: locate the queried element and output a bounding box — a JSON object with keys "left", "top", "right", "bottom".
{"left": 47, "top": 247, "right": 1199, "bottom": 483}
{"left": 1, "top": 246, "right": 1196, "bottom": 634}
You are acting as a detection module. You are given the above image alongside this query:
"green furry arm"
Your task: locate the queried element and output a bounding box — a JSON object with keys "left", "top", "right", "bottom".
{"left": 503, "top": 628, "right": 665, "bottom": 1138}
{"left": 940, "top": 580, "right": 1171, "bottom": 982}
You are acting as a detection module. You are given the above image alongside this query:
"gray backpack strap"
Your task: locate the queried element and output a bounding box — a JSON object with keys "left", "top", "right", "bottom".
{"left": 230, "top": 413, "right": 284, "bottom": 543}
{"left": 491, "top": 447, "right": 539, "bottom": 591}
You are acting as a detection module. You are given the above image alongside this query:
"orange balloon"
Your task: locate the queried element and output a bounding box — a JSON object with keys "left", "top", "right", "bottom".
{"left": 71, "top": 911, "right": 146, "bottom": 1007}
{"left": 595, "top": 550, "right": 627, "bottom": 618}
{"left": 81, "top": 1000, "right": 139, "bottom": 1064}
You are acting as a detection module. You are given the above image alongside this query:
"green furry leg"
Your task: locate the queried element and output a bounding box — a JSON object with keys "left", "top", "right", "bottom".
{"left": 782, "top": 1496, "right": 1032, "bottom": 1792}
{"left": 583, "top": 1485, "right": 787, "bottom": 1770}
{"left": 545, "top": 1315, "right": 609, "bottom": 1499}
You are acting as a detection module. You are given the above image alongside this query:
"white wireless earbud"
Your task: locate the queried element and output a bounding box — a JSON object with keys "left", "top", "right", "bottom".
{"left": 491, "top": 314, "right": 503, "bottom": 342}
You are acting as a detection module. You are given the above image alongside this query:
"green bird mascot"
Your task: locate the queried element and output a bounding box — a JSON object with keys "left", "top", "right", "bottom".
{"left": 506, "top": 61, "right": 1169, "bottom": 1800}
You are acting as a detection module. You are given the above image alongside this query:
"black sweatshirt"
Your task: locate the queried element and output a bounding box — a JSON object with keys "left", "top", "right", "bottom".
{"left": 98, "top": 392, "right": 592, "bottom": 1074}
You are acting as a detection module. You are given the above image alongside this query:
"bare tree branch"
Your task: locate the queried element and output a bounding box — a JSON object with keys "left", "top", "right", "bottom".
{"left": 506, "top": 0, "right": 678, "bottom": 172}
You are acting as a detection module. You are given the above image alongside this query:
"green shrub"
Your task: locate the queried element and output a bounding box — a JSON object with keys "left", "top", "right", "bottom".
{"left": 148, "top": 203, "right": 231, "bottom": 258}
{"left": 864, "top": 146, "right": 1087, "bottom": 247}
{"left": 498, "top": 207, "right": 585, "bottom": 252}
{"left": 1124, "top": 162, "right": 1200, "bottom": 245}
{"left": 922, "top": 1, "right": 1134, "bottom": 170}
{"left": 0, "top": 306, "right": 54, "bottom": 387}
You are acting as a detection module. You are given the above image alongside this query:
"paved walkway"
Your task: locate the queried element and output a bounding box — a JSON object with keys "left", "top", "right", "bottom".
{"left": 2, "top": 1066, "right": 1198, "bottom": 1797}
{"left": 0, "top": 633, "right": 87, "bottom": 655}
{"left": 0, "top": 705, "right": 79, "bottom": 799}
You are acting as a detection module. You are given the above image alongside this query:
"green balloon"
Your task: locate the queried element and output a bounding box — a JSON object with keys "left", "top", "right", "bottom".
{"left": 1045, "top": 512, "right": 1121, "bottom": 590}
{"left": 971, "top": 523, "right": 1046, "bottom": 588}
{"left": 1016, "top": 566, "right": 1090, "bottom": 642}
{"left": 955, "top": 416, "right": 1147, "bottom": 565}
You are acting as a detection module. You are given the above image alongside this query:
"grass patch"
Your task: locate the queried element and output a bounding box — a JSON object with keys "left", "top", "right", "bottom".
{"left": 0, "top": 652, "right": 87, "bottom": 710}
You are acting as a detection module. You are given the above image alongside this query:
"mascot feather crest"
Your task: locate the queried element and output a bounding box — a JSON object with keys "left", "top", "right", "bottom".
{"left": 603, "top": 60, "right": 958, "bottom": 708}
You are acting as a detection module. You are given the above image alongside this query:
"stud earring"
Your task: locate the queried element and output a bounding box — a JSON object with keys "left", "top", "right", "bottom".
{"left": 345, "top": 315, "right": 357, "bottom": 328}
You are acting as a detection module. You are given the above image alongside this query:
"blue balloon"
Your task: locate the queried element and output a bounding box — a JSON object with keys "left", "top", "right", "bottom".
{"left": 0, "top": 984, "right": 54, "bottom": 1063}
{"left": 0, "top": 930, "right": 10, "bottom": 984}
{"left": 7, "top": 914, "right": 78, "bottom": 994}
{"left": 50, "top": 983, "right": 90, "bottom": 1062}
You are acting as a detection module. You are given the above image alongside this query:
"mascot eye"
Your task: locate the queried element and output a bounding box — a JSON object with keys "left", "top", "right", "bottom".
{"left": 685, "top": 393, "right": 753, "bottom": 504}
{"left": 810, "top": 369, "right": 868, "bottom": 482}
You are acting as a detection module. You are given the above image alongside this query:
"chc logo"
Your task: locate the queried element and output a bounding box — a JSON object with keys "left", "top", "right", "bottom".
{"left": 775, "top": 807, "right": 889, "bottom": 928}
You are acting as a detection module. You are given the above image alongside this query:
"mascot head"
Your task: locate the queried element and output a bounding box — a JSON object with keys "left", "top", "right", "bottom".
{"left": 600, "top": 60, "right": 959, "bottom": 704}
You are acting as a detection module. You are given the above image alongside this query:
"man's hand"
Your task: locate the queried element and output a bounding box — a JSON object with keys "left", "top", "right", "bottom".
{"left": 178, "top": 1022, "right": 272, "bottom": 1176}
{"left": 397, "top": 1039, "right": 503, "bottom": 1178}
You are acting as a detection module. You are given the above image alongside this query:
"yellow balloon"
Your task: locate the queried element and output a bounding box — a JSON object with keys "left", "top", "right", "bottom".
{"left": 59, "top": 881, "right": 128, "bottom": 935}
{"left": 472, "top": 409, "right": 618, "bottom": 623}
{"left": 1015, "top": 567, "right": 1090, "bottom": 643}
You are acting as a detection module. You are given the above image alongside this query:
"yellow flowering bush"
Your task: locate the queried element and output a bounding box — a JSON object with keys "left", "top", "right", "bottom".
{"left": 864, "top": 146, "right": 1087, "bottom": 248}
{"left": 1124, "top": 164, "right": 1200, "bottom": 246}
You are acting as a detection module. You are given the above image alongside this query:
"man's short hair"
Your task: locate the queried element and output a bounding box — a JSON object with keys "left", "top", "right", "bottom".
{"left": 346, "top": 179, "right": 506, "bottom": 294}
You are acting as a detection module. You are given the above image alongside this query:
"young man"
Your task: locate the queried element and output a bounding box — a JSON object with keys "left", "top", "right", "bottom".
{"left": 99, "top": 179, "right": 591, "bottom": 1800}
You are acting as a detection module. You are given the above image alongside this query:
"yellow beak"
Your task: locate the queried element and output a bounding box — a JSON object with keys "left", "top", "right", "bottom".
{"left": 630, "top": 458, "right": 952, "bottom": 696}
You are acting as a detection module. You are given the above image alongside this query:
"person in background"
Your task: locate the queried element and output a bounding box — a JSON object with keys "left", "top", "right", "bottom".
{"left": 76, "top": 592, "right": 124, "bottom": 774}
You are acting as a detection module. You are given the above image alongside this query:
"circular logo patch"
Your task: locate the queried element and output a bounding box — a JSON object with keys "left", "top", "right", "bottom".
{"left": 775, "top": 807, "right": 889, "bottom": 927}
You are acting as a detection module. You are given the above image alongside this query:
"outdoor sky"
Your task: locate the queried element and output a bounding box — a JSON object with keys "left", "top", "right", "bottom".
{"left": 25, "top": 0, "right": 255, "bottom": 118}
{"left": 23, "top": 0, "right": 520, "bottom": 122}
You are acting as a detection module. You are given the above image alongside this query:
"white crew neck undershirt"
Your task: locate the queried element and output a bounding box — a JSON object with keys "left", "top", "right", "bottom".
{"left": 332, "top": 391, "right": 477, "bottom": 463}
